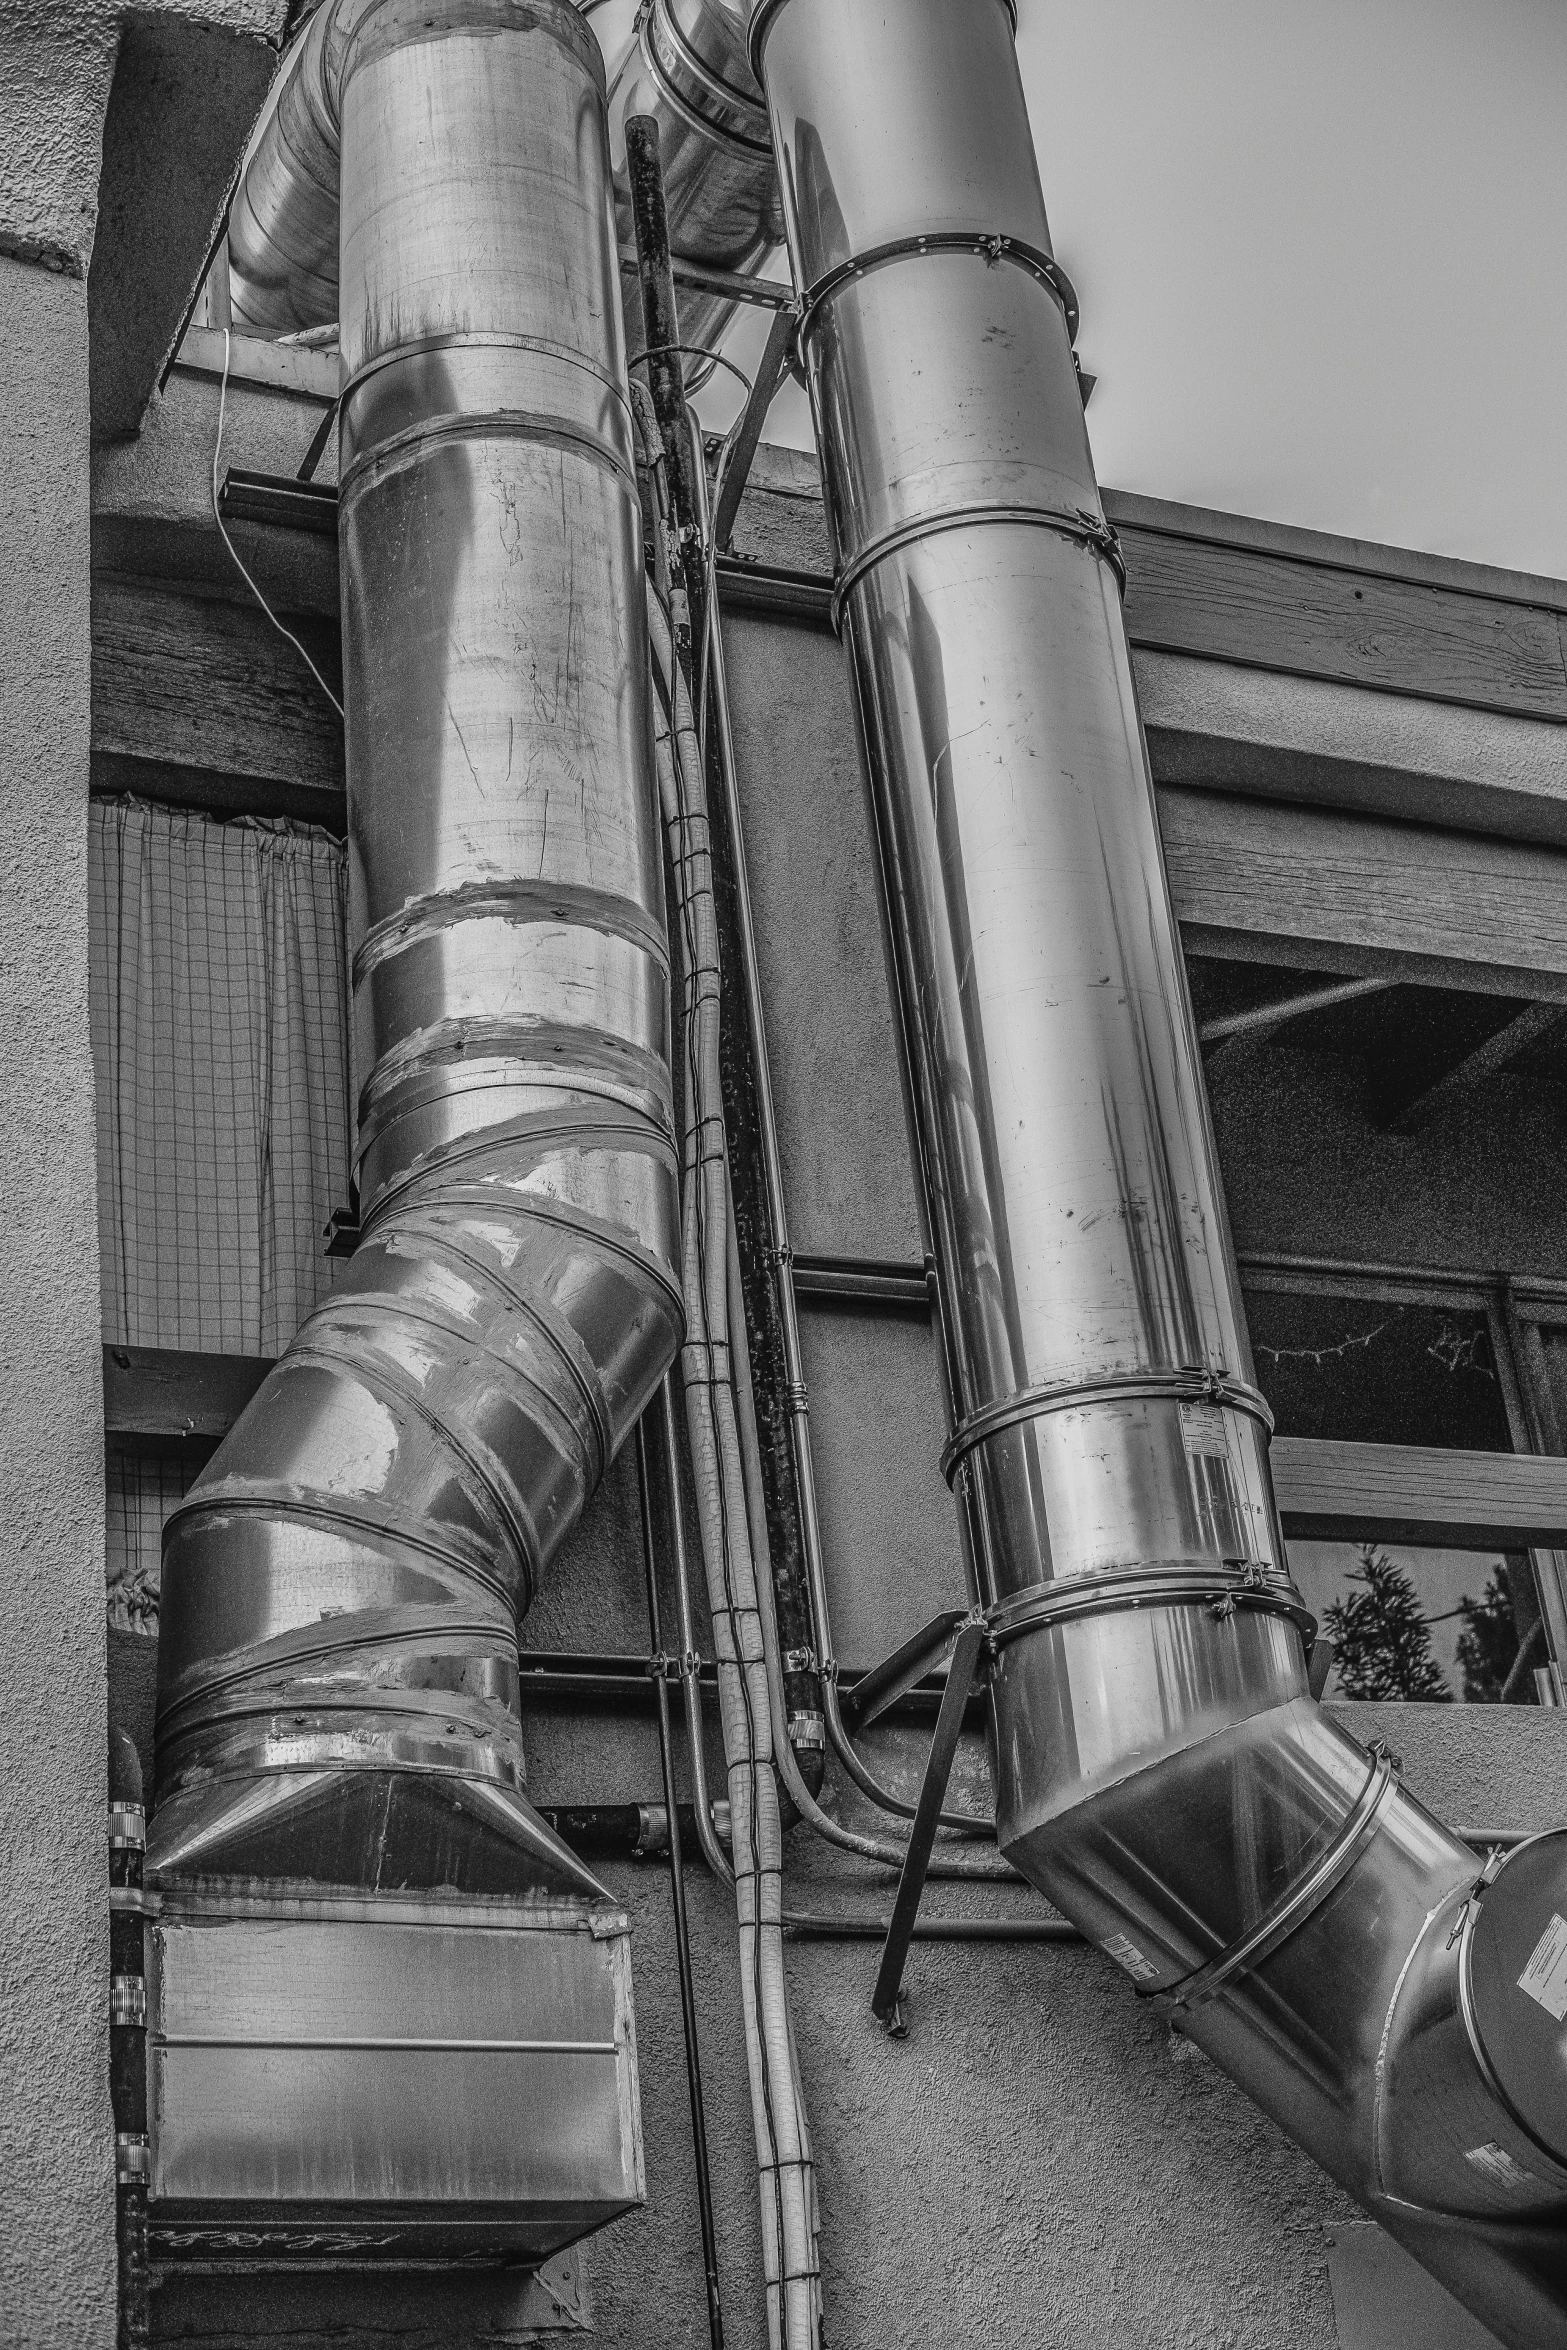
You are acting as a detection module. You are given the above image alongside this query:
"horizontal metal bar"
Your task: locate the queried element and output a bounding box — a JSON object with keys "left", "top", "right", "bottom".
{"left": 158, "top": 2036, "right": 618, "bottom": 2053}
{"left": 218, "top": 466, "right": 338, "bottom": 537}
{"left": 785, "top": 1911, "right": 1082, "bottom": 1942}
{"left": 715, "top": 554, "right": 835, "bottom": 622}
{"left": 792, "top": 1253, "right": 931, "bottom": 1310}
{"left": 620, "top": 244, "right": 794, "bottom": 312}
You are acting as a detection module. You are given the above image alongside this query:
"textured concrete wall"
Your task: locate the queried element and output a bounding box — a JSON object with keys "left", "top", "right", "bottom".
{"left": 0, "top": 252, "right": 116, "bottom": 2350}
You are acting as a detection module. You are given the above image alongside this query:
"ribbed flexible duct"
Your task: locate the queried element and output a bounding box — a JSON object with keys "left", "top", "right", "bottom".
{"left": 149, "top": 0, "right": 682, "bottom": 1893}
{"left": 743, "top": 1, "right": 1567, "bottom": 2340}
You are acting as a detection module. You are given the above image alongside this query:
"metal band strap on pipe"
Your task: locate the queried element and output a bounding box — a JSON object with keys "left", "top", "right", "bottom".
{"left": 1147, "top": 1745, "right": 1403, "bottom": 2018}
{"left": 939, "top": 1368, "right": 1273, "bottom": 1483}
{"left": 794, "top": 234, "right": 1080, "bottom": 349}
{"left": 637, "top": 1, "right": 773, "bottom": 159}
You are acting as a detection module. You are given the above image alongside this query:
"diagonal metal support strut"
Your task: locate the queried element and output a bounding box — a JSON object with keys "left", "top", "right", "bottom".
{"left": 871, "top": 1612, "right": 990, "bottom": 2031}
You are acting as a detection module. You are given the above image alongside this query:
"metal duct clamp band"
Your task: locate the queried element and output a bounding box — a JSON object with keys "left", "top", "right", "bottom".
{"left": 986, "top": 1560, "right": 1316, "bottom": 1652}
{"left": 795, "top": 233, "right": 1079, "bottom": 350}
{"left": 637, "top": 0, "right": 774, "bottom": 158}
{"left": 1147, "top": 1744, "right": 1402, "bottom": 2019}
{"left": 939, "top": 1367, "right": 1274, "bottom": 1486}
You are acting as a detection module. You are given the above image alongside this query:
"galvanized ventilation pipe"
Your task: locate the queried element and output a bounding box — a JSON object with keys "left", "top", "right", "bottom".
{"left": 605, "top": 0, "right": 784, "bottom": 386}
{"left": 150, "top": 0, "right": 682, "bottom": 1892}
{"left": 739, "top": 1, "right": 1567, "bottom": 2340}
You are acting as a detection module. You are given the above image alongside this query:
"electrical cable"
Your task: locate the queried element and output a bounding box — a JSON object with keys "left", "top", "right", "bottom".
{"left": 212, "top": 327, "right": 345, "bottom": 720}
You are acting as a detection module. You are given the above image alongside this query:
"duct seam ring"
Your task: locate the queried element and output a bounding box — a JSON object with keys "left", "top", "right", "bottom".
{"left": 833, "top": 504, "right": 1124, "bottom": 635}
{"left": 795, "top": 233, "right": 1079, "bottom": 354}
{"left": 638, "top": 0, "right": 773, "bottom": 154}
{"left": 939, "top": 1368, "right": 1273, "bottom": 1483}
{"left": 747, "top": 0, "right": 1019, "bottom": 84}
{"left": 1149, "top": 1747, "right": 1401, "bottom": 2018}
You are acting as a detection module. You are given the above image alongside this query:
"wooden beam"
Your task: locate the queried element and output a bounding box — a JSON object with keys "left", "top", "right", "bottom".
{"left": 1118, "top": 522, "right": 1567, "bottom": 727}
{"left": 91, "top": 576, "right": 345, "bottom": 818}
{"left": 1274, "top": 1436, "right": 1567, "bottom": 1551}
{"left": 104, "top": 1345, "right": 273, "bottom": 1454}
{"left": 1160, "top": 788, "right": 1567, "bottom": 1003}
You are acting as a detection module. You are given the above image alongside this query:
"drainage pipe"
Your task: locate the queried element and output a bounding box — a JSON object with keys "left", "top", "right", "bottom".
{"left": 150, "top": 0, "right": 682, "bottom": 1895}
{"left": 746, "top": 2, "right": 1567, "bottom": 2339}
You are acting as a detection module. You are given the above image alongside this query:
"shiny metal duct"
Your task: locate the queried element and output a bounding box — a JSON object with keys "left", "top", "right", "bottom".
{"left": 745, "top": 1, "right": 1567, "bottom": 2338}
{"left": 229, "top": 0, "right": 784, "bottom": 388}
{"left": 150, "top": 0, "right": 682, "bottom": 1893}
{"left": 604, "top": 0, "right": 783, "bottom": 386}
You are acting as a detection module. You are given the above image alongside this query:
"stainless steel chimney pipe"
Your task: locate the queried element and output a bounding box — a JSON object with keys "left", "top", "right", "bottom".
{"left": 150, "top": 0, "right": 682, "bottom": 1893}
{"left": 746, "top": 0, "right": 1567, "bottom": 2336}
{"left": 228, "top": 0, "right": 786, "bottom": 387}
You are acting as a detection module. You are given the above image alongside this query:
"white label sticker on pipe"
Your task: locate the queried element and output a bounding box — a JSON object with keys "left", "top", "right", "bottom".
{"left": 1518, "top": 1912, "right": 1567, "bottom": 2020}
{"left": 1179, "top": 1403, "right": 1229, "bottom": 1459}
{"left": 1464, "top": 2142, "right": 1541, "bottom": 2194}
{"left": 1102, "top": 1932, "right": 1159, "bottom": 1983}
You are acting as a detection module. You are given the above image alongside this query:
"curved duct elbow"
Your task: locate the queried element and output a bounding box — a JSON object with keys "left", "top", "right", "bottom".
{"left": 151, "top": 0, "right": 681, "bottom": 1895}
{"left": 747, "top": 0, "right": 1567, "bottom": 2340}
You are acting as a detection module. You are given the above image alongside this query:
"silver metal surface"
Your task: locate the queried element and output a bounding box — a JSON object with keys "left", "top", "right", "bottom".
{"left": 146, "top": 1888, "right": 644, "bottom": 2265}
{"left": 606, "top": 0, "right": 784, "bottom": 385}
{"left": 150, "top": 0, "right": 681, "bottom": 1902}
{"left": 750, "top": 0, "right": 1567, "bottom": 2337}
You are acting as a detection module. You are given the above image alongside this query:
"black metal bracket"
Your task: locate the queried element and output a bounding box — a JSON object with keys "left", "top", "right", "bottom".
{"left": 712, "top": 302, "right": 795, "bottom": 553}
{"left": 871, "top": 1611, "right": 990, "bottom": 2034}
{"left": 838, "top": 1607, "right": 969, "bottom": 1736}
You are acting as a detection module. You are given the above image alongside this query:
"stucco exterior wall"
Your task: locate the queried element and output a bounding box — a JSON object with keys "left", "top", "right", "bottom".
{"left": 0, "top": 251, "right": 116, "bottom": 2350}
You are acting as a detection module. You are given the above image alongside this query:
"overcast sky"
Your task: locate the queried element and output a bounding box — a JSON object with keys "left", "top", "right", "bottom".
{"left": 688, "top": 0, "right": 1567, "bottom": 580}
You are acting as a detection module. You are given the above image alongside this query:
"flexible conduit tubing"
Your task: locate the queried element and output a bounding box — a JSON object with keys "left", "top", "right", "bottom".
{"left": 148, "top": 0, "right": 682, "bottom": 1893}
{"left": 691, "top": 417, "right": 997, "bottom": 1842}
{"left": 747, "top": 1, "right": 1567, "bottom": 2339}
{"left": 646, "top": 577, "right": 822, "bottom": 2350}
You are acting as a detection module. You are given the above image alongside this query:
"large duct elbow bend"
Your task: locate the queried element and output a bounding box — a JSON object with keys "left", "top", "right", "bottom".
{"left": 746, "top": 0, "right": 1567, "bottom": 2339}
{"left": 150, "top": 0, "right": 681, "bottom": 1898}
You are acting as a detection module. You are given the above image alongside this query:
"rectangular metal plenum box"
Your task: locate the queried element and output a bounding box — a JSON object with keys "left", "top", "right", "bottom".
{"left": 145, "top": 1885, "right": 643, "bottom": 2266}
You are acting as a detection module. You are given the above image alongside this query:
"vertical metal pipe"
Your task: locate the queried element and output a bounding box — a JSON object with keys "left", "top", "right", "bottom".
{"left": 748, "top": 2, "right": 1567, "bottom": 2338}
{"left": 150, "top": 0, "right": 682, "bottom": 1896}
{"left": 637, "top": 1419, "right": 726, "bottom": 2350}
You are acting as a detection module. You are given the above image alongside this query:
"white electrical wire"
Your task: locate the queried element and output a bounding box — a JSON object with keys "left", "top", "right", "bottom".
{"left": 211, "top": 327, "right": 345, "bottom": 721}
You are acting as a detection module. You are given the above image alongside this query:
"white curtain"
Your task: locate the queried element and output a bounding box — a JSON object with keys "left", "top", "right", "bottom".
{"left": 90, "top": 798, "right": 351, "bottom": 1622}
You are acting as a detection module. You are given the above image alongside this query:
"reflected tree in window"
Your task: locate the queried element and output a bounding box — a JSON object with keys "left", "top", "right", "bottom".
{"left": 1324, "top": 1546, "right": 1451, "bottom": 1701}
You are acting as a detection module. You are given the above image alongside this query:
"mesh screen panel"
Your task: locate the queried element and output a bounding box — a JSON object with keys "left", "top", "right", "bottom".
{"left": 90, "top": 797, "right": 351, "bottom": 1355}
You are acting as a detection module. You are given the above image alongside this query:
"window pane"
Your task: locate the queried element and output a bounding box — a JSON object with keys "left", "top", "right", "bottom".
{"left": 1291, "top": 1540, "right": 1542, "bottom": 1705}
{"left": 1244, "top": 1289, "right": 1513, "bottom": 1451}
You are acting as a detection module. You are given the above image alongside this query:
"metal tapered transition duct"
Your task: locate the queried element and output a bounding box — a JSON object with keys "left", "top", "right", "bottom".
{"left": 151, "top": 0, "right": 682, "bottom": 1895}
{"left": 741, "top": 1, "right": 1567, "bottom": 2338}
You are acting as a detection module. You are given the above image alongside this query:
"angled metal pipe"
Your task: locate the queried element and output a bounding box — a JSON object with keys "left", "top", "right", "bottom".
{"left": 150, "top": 0, "right": 681, "bottom": 1895}
{"left": 745, "top": 1, "right": 1567, "bottom": 2340}
{"left": 605, "top": 0, "right": 783, "bottom": 386}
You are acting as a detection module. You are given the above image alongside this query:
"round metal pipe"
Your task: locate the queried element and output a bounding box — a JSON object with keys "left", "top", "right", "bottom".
{"left": 749, "top": 1, "right": 1567, "bottom": 2338}
{"left": 150, "top": 0, "right": 682, "bottom": 1897}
